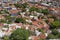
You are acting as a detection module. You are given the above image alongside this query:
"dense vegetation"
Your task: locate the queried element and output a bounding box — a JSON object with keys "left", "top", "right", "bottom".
{"left": 2, "top": 28, "right": 31, "bottom": 40}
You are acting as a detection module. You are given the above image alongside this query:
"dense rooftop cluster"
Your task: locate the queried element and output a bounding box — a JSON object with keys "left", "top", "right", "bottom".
{"left": 0, "top": 0, "right": 60, "bottom": 40}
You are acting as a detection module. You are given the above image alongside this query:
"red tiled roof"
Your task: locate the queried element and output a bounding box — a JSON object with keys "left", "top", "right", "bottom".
{"left": 49, "top": 7, "right": 55, "bottom": 10}
{"left": 0, "top": 23, "right": 4, "bottom": 26}
{"left": 33, "top": 36, "right": 39, "bottom": 40}
{"left": 45, "top": 25, "right": 50, "bottom": 30}
{"left": 38, "top": 24, "right": 44, "bottom": 29}
{"left": 56, "top": 7, "right": 60, "bottom": 10}
{"left": 9, "top": 10, "right": 18, "bottom": 14}
{"left": 0, "top": 8, "right": 2, "bottom": 10}
{"left": 29, "top": 26, "right": 35, "bottom": 32}
{"left": 40, "top": 34, "right": 46, "bottom": 39}
{"left": 10, "top": 26, "right": 16, "bottom": 29}
{"left": 31, "top": 27, "right": 35, "bottom": 31}
{"left": 32, "top": 21, "right": 38, "bottom": 26}
{"left": 35, "top": 5, "right": 46, "bottom": 9}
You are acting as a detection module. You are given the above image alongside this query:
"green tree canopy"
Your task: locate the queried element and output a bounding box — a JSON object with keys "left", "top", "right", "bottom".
{"left": 47, "top": 34, "right": 56, "bottom": 39}
{"left": 51, "top": 21, "right": 60, "bottom": 29}
{"left": 29, "top": 6, "right": 42, "bottom": 13}
{"left": 3, "top": 9, "right": 9, "bottom": 14}
{"left": 2, "top": 36, "right": 10, "bottom": 40}
{"left": 10, "top": 28, "right": 31, "bottom": 40}
{"left": 14, "top": 3, "right": 27, "bottom": 8}
{"left": 0, "top": 10, "right": 2, "bottom": 14}
{"left": 42, "top": 9, "right": 49, "bottom": 15}
{"left": 52, "top": 29, "right": 59, "bottom": 35}
{"left": 29, "top": 6, "right": 36, "bottom": 12}
{"left": 15, "top": 18, "right": 26, "bottom": 23}
{"left": 22, "top": 3, "right": 28, "bottom": 8}
{"left": 14, "top": 4, "right": 22, "bottom": 8}
{"left": 47, "top": 29, "right": 60, "bottom": 39}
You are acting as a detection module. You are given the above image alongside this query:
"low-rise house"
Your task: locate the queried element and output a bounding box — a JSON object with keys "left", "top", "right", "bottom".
{"left": 48, "top": 18, "right": 54, "bottom": 23}
{"left": 32, "top": 21, "right": 38, "bottom": 26}
{"left": 0, "top": 23, "right": 4, "bottom": 27}
{"left": 41, "top": 3, "right": 50, "bottom": 7}
{"left": 26, "top": 19, "right": 32, "bottom": 23}
{"left": 38, "top": 24, "right": 44, "bottom": 29}
{"left": 9, "top": 9, "right": 18, "bottom": 17}
{"left": 33, "top": 36, "right": 39, "bottom": 40}
{"left": 16, "top": 25, "right": 21, "bottom": 29}
{"left": 29, "top": 36, "right": 39, "bottom": 40}
{"left": 35, "top": 5, "right": 47, "bottom": 9}
{"left": 0, "top": 15, "right": 5, "bottom": 20}
{"left": 0, "top": 0, "right": 59, "bottom": 39}
{"left": 29, "top": 26, "right": 35, "bottom": 32}
{"left": 35, "top": 30, "right": 41, "bottom": 36}
{"left": 2, "top": 28, "right": 8, "bottom": 31}
{"left": 7, "top": 7, "right": 12, "bottom": 10}
{"left": 0, "top": 7, "right": 3, "bottom": 10}
{"left": 39, "top": 33, "right": 46, "bottom": 39}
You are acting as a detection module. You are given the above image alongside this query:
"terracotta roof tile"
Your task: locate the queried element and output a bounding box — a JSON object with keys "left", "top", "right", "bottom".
{"left": 9, "top": 10, "right": 18, "bottom": 14}
{"left": 0, "top": 7, "right": 2, "bottom": 10}
{"left": 29, "top": 26, "right": 35, "bottom": 32}
{"left": 49, "top": 7, "right": 55, "bottom": 10}
{"left": 40, "top": 34, "right": 46, "bottom": 39}
{"left": 38, "top": 24, "right": 44, "bottom": 29}
{"left": 48, "top": 18, "right": 54, "bottom": 22}
{"left": 56, "top": 8, "right": 60, "bottom": 10}
{"left": 32, "top": 21, "right": 38, "bottom": 26}
{"left": 33, "top": 36, "right": 39, "bottom": 40}
{"left": 10, "top": 26, "right": 16, "bottom": 29}
{"left": 45, "top": 25, "right": 50, "bottom": 30}
{"left": 0, "top": 23, "right": 4, "bottom": 26}
{"left": 36, "top": 5, "right": 46, "bottom": 9}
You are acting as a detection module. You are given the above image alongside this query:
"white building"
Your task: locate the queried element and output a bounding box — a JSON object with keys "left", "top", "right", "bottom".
{"left": 28, "top": 0, "right": 41, "bottom": 2}
{"left": 1, "top": 0, "right": 20, "bottom": 3}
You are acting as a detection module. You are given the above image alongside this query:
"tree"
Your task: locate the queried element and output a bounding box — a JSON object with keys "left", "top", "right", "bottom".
{"left": 17, "top": 12, "right": 20, "bottom": 15}
{"left": 45, "top": 19, "right": 49, "bottom": 23}
{"left": 47, "top": 29, "right": 60, "bottom": 39}
{"left": 22, "top": 3, "right": 28, "bottom": 8}
{"left": 14, "top": 3, "right": 27, "bottom": 8}
{"left": 48, "top": 15, "right": 56, "bottom": 20}
{"left": 0, "top": 19, "right": 5, "bottom": 23}
{"left": 14, "top": 4, "right": 22, "bottom": 8}
{"left": 2, "top": 36, "right": 10, "bottom": 40}
{"left": 38, "top": 28, "right": 44, "bottom": 34}
{"left": 57, "top": 32, "right": 60, "bottom": 38}
{"left": 46, "top": 34, "right": 55, "bottom": 39}
{"left": 4, "top": 15, "right": 12, "bottom": 24}
{"left": 51, "top": 21, "right": 60, "bottom": 29}
{"left": 0, "top": 11, "right": 2, "bottom": 14}
{"left": 52, "top": 29, "right": 59, "bottom": 35}
{"left": 29, "top": 6, "right": 36, "bottom": 12}
{"left": 15, "top": 18, "right": 26, "bottom": 23}
{"left": 10, "top": 28, "right": 31, "bottom": 40}
{"left": 42, "top": 9, "right": 49, "bottom": 15}
{"left": 3, "top": 9, "right": 9, "bottom": 14}
{"left": 35, "top": 8, "right": 42, "bottom": 13}
{"left": 29, "top": 6, "right": 42, "bottom": 13}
